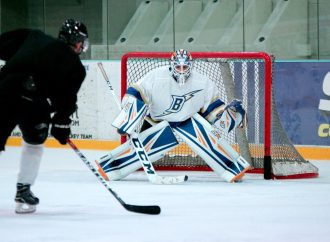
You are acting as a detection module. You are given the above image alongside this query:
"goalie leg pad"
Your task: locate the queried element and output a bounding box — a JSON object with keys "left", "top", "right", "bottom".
{"left": 172, "top": 113, "right": 250, "bottom": 182}
{"left": 98, "top": 121, "right": 178, "bottom": 180}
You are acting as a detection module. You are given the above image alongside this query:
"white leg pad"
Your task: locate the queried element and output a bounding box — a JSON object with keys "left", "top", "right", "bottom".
{"left": 98, "top": 121, "right": 178, "bottom": 180}
{"left": 173, "top": 114, "right": 250, "bottom": 182}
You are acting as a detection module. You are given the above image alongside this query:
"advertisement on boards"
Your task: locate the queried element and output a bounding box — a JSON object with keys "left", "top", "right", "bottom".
{"left": 275, "top": 62, "right": 330, "bottom": 146}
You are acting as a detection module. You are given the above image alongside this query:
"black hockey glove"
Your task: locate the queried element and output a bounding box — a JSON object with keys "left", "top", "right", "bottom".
{"left": 51, "top": 114, "right": 71, "bottom": 145}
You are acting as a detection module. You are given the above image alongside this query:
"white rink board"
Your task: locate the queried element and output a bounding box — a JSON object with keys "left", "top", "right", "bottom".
{"left": 70, "top": 61, "right": 121, "bottom": 141}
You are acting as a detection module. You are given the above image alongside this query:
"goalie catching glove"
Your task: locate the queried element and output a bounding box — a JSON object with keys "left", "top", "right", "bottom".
{"left": 213, "top": 99, "right": 247, "bottom": 133}
{"left": 51, "top": 114, "right": 71, "bottom": 145}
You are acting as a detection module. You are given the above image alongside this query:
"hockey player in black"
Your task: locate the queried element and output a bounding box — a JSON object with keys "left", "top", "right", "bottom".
{"left": 0, "top": 19, "right": 88, "bottom": 213}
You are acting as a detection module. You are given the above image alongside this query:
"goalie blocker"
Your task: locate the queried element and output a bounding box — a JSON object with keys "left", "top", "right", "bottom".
{"left": 97, "top": 113, "right": 250, "bottom": 183}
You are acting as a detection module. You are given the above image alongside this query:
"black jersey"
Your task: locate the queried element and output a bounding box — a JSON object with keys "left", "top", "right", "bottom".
{"left": 0, "top": 29, "right": 86, "bottom": 118}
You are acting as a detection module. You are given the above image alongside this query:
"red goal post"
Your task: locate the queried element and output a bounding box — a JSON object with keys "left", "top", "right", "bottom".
{"left": 120, "top": 51, "right": 318, "bottom": 180}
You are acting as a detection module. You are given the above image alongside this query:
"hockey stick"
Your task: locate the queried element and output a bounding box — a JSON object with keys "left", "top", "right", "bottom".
{"left": 97, "top": 62, "right": 188, "bottom": 185}
{"left": 97, "top": 62, "right": 121, "bottom": 108}
{"left": 67, "top": 138, "right": 161, "bottom": 215}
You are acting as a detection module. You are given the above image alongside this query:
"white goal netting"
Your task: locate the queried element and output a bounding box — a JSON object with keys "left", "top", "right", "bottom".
{"left": 121, "top": 52, "right": 318, "bottom": 179}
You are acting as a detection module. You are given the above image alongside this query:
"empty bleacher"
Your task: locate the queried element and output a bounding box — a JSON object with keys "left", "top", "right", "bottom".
{"left": 91, "top": 0, "right": 317, "bottom": 59}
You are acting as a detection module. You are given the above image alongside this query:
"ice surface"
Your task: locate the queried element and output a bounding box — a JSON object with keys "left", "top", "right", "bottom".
{"left": 1, "top": 146, "right": 330, "bottom": 242}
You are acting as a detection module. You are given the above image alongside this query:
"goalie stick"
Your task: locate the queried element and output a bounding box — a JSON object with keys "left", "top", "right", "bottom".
{"left": 67, "top": 139, "right": 161, "bottom": 215}
{"left": 97, "top": 62, "right": 188, "bottom": 185}
{"left": 97, "top": 62, "right": 121, "bottom": 108}
{"left": 130, "top": 132, "right": 188, "bottom": 184}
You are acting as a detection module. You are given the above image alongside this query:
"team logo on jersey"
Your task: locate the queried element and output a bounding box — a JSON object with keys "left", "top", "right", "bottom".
{"left": 155, "top": 89, "right": 202, "bottom": 117}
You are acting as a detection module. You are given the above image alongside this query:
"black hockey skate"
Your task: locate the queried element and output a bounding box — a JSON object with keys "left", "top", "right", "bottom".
{"left": 15, "top": 183, "right": 39, "bottom": 214}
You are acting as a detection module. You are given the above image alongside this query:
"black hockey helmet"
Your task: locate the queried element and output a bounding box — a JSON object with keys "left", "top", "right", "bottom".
{"left": 58, "top": 19, "right": 89, "bottom": 52}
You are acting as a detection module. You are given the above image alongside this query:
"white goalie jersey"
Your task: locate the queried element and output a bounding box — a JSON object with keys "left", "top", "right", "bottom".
{"left": 104, "top": 50, "right": 250, "bottom": 184}
{"left": 131, "top": 66, "right": 222, "bottom": 122}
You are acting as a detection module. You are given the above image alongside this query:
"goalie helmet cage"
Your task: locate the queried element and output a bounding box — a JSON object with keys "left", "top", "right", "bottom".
{"left": 121, "top": 51, "right": 318, "bottom": 180}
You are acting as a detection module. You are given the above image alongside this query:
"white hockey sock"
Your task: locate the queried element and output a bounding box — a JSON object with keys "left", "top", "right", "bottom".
{"left": 17, "top": 141, "right": 44, "bottom": 185}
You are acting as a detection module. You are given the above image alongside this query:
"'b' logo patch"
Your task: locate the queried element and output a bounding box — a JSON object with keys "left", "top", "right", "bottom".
{"left": 155, "top": 89, "right": 202, "bottom": 117}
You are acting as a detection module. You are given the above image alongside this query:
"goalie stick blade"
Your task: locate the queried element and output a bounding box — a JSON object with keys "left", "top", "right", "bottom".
{"left": 151, "top": 174, "right": 188, "bottom": 185}
{"left": 124, "top": 204, "right": 161, "bottom": 215}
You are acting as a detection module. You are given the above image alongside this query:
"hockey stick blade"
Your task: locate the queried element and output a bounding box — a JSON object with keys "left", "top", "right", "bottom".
{"left": 67, "top": 139, "right": 161, "bottom": 215}
{"left": 124, "top": 204, "right": 161, "bottom": 215}
{"left": 150, "top": 174, "right": 188, "bottom": 185}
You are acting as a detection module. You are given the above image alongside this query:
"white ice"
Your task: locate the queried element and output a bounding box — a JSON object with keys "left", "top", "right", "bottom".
{"left": 1, "top": 146, "right": 330, "bottom": 242}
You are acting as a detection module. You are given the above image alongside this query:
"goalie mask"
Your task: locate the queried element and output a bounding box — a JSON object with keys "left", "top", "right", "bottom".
{"left": 170, "top": 49, "right": 193, "bottom": 86}
{"left": 58, "top": 19, "right": 89, "bottom": 53}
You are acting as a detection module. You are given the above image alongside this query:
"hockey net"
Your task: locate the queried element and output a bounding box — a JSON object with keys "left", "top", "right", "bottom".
{"left": 121, "top": 52, "right": 318, "bottom": 179}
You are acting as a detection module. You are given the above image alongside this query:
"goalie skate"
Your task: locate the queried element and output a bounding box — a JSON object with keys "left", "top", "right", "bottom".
{"left": 15, "top": 183, "right": 39, "bottom": 214}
